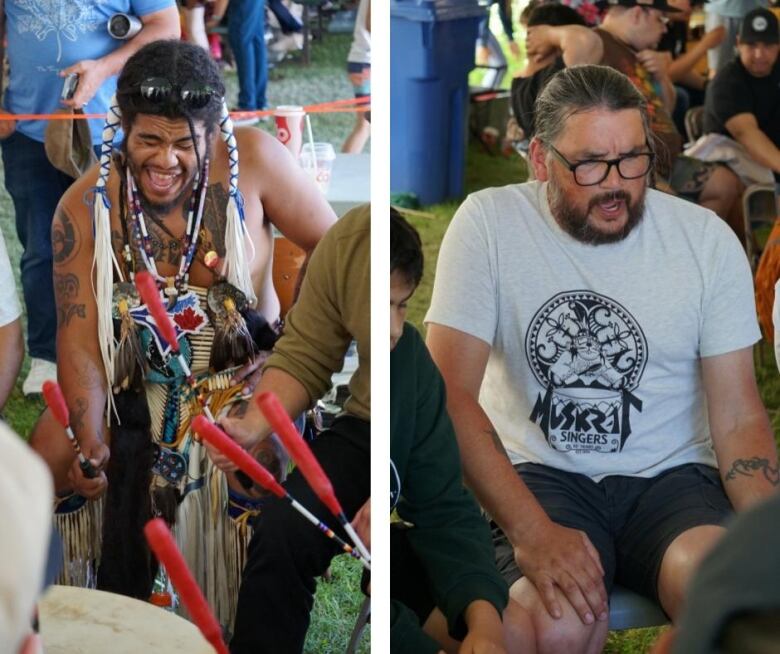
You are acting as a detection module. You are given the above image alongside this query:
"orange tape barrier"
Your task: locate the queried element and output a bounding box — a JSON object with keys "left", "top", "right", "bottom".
{"left": 471, "top": 90, "right": 510, "bottom": 103}
{"left": 0, "top": 95, "right": 371, "bottom": 121}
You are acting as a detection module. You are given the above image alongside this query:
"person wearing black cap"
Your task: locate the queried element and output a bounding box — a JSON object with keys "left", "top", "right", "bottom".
{"left": 525, "top": 0, "right": 746, "bottom": 236}
{"left": 702, "top": 7, "right": 780, "bottom": 186}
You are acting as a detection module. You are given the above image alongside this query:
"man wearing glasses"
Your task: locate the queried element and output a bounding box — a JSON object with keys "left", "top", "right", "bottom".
{"left": 525, "top": 0, "right": 745, "bottom": 236}
{"left": 426, "top": 65, "right": 776, "bottom": 654}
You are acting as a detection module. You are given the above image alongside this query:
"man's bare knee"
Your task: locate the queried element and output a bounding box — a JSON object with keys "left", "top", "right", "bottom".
{"left": 504, "top": 598, "right": 537, "bottom": 653}
{"left": 510, "top": 578, "right": 606, "bottom": 654}
{"left": 658, "top": 525, "right": 726, "bottom": 619}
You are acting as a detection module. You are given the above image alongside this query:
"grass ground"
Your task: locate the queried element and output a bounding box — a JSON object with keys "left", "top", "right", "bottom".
{"left": 0, "top": 29, "right": 369, "bottom": 654}
{"left": 403, "top": 141, "right": 780, "bottom": 653}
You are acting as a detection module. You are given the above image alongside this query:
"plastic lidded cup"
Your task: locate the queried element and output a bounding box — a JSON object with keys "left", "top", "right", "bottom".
{"left": 274, "top": 105, "right": 306, "bottom": 158}
{"left": 300, "top": 142, "right": 336, "bottom": 193}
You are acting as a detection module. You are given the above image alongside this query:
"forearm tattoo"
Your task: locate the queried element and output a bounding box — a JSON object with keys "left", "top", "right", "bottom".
{"left": 725, "top": 457, "right": 780, "bottom": 487}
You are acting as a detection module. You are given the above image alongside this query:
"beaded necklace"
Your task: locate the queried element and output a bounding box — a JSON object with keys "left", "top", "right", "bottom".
{"left": 125, "top": 159, "right": 210, "bottom": 300}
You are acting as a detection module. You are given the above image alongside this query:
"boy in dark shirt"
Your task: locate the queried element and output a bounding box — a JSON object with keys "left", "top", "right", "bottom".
{"left": 390, "top": 209, "right": 535, "bottom": 653}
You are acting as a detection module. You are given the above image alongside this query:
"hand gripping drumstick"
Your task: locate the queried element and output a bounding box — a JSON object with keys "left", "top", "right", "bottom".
{"left": 42, "top": 380, "right": 98, "bottom": 479}
{"left": 144, "top": 518, "right": 229, "bottom": 654}
{"left": 191, "top": 416, "right": 369, "bottom": 570}
{"left": 256, "top": 392, "right": 371, "bottom": 564}
{"left": 134, "top": 272, "right": 255, "bottom": 490}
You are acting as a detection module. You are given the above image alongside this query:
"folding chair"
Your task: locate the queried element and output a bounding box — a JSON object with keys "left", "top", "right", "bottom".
{"left": 742, "top": 184, "right": 778, "bottom": 273}
{"left": 609, "top": 585, "right": 668, "bottom": 631}
{"left": 346, "top": 596, "right": 370, "bottom": 654}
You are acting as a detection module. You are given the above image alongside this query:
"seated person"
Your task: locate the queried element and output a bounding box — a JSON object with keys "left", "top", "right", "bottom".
{"left": 215, "top": 204, "right": 370, "bottom": 653}
{"left": 525, "top": 0, "right": 745, "bottom": 234}
{"left": 657, "top": 0, "right": 725, "bottom": 135}
{"left": 511, "top": 3, "right": 587, "bottom": 142}
{"left": 426, "top": 64, "right": 776, "bottom": 654}
{"left": 697, "top": 8, "right": 780, "bottom": 188}
{"left": 0, "top": 230, "right": 23, "bottom": 414}
{"left": 390, "top": 208, "right": 535, "bottom": 654}
{"left": 30, "top": 39, "right": 335, "bottom": 627}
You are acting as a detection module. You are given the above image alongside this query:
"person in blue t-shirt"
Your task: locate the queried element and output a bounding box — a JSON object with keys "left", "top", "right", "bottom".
{"left": 0, "top": 0, "right": 179, "bottom": 396}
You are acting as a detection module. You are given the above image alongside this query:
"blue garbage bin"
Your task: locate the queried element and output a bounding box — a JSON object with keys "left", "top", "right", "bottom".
{"left": 391, "top": 0, "right": 487, "bottom": 205}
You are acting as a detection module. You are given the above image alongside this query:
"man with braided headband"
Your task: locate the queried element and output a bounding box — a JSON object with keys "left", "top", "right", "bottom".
{"left": 29, "top": 39, "right": 336, "bottom": 628}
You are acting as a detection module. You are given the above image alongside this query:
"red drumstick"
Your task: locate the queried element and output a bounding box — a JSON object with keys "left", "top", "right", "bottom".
{"left": 144, "top": 518, "right": 228, "bottom": 654}
{"left": 256, "top": 392, "right": 371, "bottom": 563}
{"left": 192, "top": 416, "right": 368, "bottom": 568}
{"left": 192, "top": 416, "right": 284, "bottom": 497}
{"left": 257, "top": 392, "right": 340, "bottom": 515}
{"left": 41, "top": 380, "right": 97, "bottom": 478}
{"left": 135, "top": 271, "right": 180, "bottom": 354}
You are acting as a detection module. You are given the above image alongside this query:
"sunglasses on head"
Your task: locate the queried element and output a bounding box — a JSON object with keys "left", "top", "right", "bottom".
{"left": 138, "top": 77, "right": 218, "bottom": 110}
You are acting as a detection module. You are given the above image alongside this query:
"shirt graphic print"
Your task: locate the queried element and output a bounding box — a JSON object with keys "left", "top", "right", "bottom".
{"left": 527, "top": 290, "right": 647, "bottom": 454}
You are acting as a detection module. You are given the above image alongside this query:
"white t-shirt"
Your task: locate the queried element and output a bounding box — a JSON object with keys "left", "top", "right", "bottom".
{"left": 0, "top": 232, "right": 21, "bottom": 328}
{"left": 347, "top": 0, "right": 370, "bottom": 64}
{"left": 426, "top": 181, "right": 760, "bottom": 481}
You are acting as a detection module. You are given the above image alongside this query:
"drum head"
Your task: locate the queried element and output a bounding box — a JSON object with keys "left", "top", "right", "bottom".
{"left": 39, "top": 585, "right": 216, "bottom": 653}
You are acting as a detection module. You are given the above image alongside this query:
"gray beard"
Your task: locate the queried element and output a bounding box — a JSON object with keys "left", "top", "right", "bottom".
{"left": 547, "top": 178, "right": 646, "bottom": 245}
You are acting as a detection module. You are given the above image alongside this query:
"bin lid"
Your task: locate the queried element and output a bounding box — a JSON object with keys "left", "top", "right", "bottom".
{"left": 390, "top": 0, "right": 488, "bottom": 22}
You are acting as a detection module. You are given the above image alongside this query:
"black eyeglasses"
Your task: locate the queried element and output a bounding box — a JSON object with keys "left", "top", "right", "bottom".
{"left": 547, "top": 144, "right": 655, "bottom": 186}
{"left": 137, "top": 77, "right": 218, "bottom": 109}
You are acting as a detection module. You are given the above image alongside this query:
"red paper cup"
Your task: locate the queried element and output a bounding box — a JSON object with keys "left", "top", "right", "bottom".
{"left": 274, "top": 105, "right": 305, "bottom": 158}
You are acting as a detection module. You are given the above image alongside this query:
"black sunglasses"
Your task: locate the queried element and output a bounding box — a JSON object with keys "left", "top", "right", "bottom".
{"left": 137, "top": 77, "right": 219, "bottom": 110}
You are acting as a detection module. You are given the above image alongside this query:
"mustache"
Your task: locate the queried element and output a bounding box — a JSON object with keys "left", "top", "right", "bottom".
{"left": 588, "top": 190, "right": 632, "bottom": 213}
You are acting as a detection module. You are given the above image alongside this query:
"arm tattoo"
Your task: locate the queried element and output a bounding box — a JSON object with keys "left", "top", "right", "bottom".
{"left": 70, "top": 397, "right": 88, "bottom": 433}
{"left": 485, "top": 428, "right": 510, "bottom": 460}
{"left": 725, "top": 457, "right": 780, "bottom": 487}
{"left": 53, "top": 272, "right": 79, "bottom": 300}
{"left": 57, "top": 303, "right": 86, "bottom": 327}
{"left": 54, "top": 272, "right": 85, "bottom": 327}
{"left": 70, "top": 351, "right": 102, "bottom": 390}
{"left": 52, "top": 206, "right": 80, "bottom": 265}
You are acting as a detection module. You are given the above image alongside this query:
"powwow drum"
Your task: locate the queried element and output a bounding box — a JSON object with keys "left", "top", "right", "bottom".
{"left": 39, "top": 585, "right": 216, "bottom": 653}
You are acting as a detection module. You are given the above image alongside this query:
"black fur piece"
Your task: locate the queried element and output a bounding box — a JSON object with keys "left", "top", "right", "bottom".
{"left": 97, "top": 389, "right": 158, "bottom": 599}
{"left": 243, "top": 310, "right": 280, "bottom": 351}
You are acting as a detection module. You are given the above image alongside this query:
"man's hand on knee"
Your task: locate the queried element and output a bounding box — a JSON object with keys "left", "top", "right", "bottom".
{"left": 513, "top": 522, "right": 609, "bottom": 625}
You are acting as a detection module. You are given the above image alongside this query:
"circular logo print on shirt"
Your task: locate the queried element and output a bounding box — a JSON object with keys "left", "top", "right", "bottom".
{"left": 526, "top": 290, "right": 647, "bottom": 391}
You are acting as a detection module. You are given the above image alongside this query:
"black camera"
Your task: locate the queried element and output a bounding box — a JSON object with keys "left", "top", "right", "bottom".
{"left": 107, "top": 13, "right": 142, "bottom": 40}
{"left": 60, "top": 73, "right": 80, "bottom": 101}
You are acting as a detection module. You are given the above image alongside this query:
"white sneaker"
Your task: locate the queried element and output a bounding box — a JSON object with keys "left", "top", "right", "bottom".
{"left": 269, "top": 33, "right": 302, "bottom": 53}
{"left": 22, "top": 358, "right": 57, "bottom": 396}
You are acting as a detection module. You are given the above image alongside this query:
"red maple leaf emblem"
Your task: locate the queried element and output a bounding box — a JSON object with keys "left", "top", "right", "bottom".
{"left": 173, "top": 306, "right": 204, "bottom": 331}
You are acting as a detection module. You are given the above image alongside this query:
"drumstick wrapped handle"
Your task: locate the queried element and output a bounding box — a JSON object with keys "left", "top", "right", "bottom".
{"left": 42, "top": 380, "right": 97, "bottom": 479}
{"left": 144, "top": 518, "right": 228, "bottom": 654}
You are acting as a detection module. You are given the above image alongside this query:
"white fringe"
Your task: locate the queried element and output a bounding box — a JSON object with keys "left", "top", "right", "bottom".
{"left": 220, "top": 102, "right": 257, "bottom": 307}
{"left": 93, "top": 96, "right": 124, "bottom": 421}
{"left": 53, "top": 496, "right": 104, "bottom": 589}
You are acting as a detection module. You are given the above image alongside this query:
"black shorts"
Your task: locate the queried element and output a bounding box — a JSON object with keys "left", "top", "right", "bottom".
{"left": 391, "top": 523, "right": 437, "bottom": 625}
{"left": 668, "top": 155, "right": 720, "bottom": 203}
{"left": 493, "top": 462, "right": 732, "bottom": 602}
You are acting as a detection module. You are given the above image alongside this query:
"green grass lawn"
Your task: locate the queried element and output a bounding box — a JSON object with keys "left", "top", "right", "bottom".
{"left": 403, "top": 140, "right": 780, "bottom": 654}
{"left": 0, "top": 30, "right": 368, "bottom": 654}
